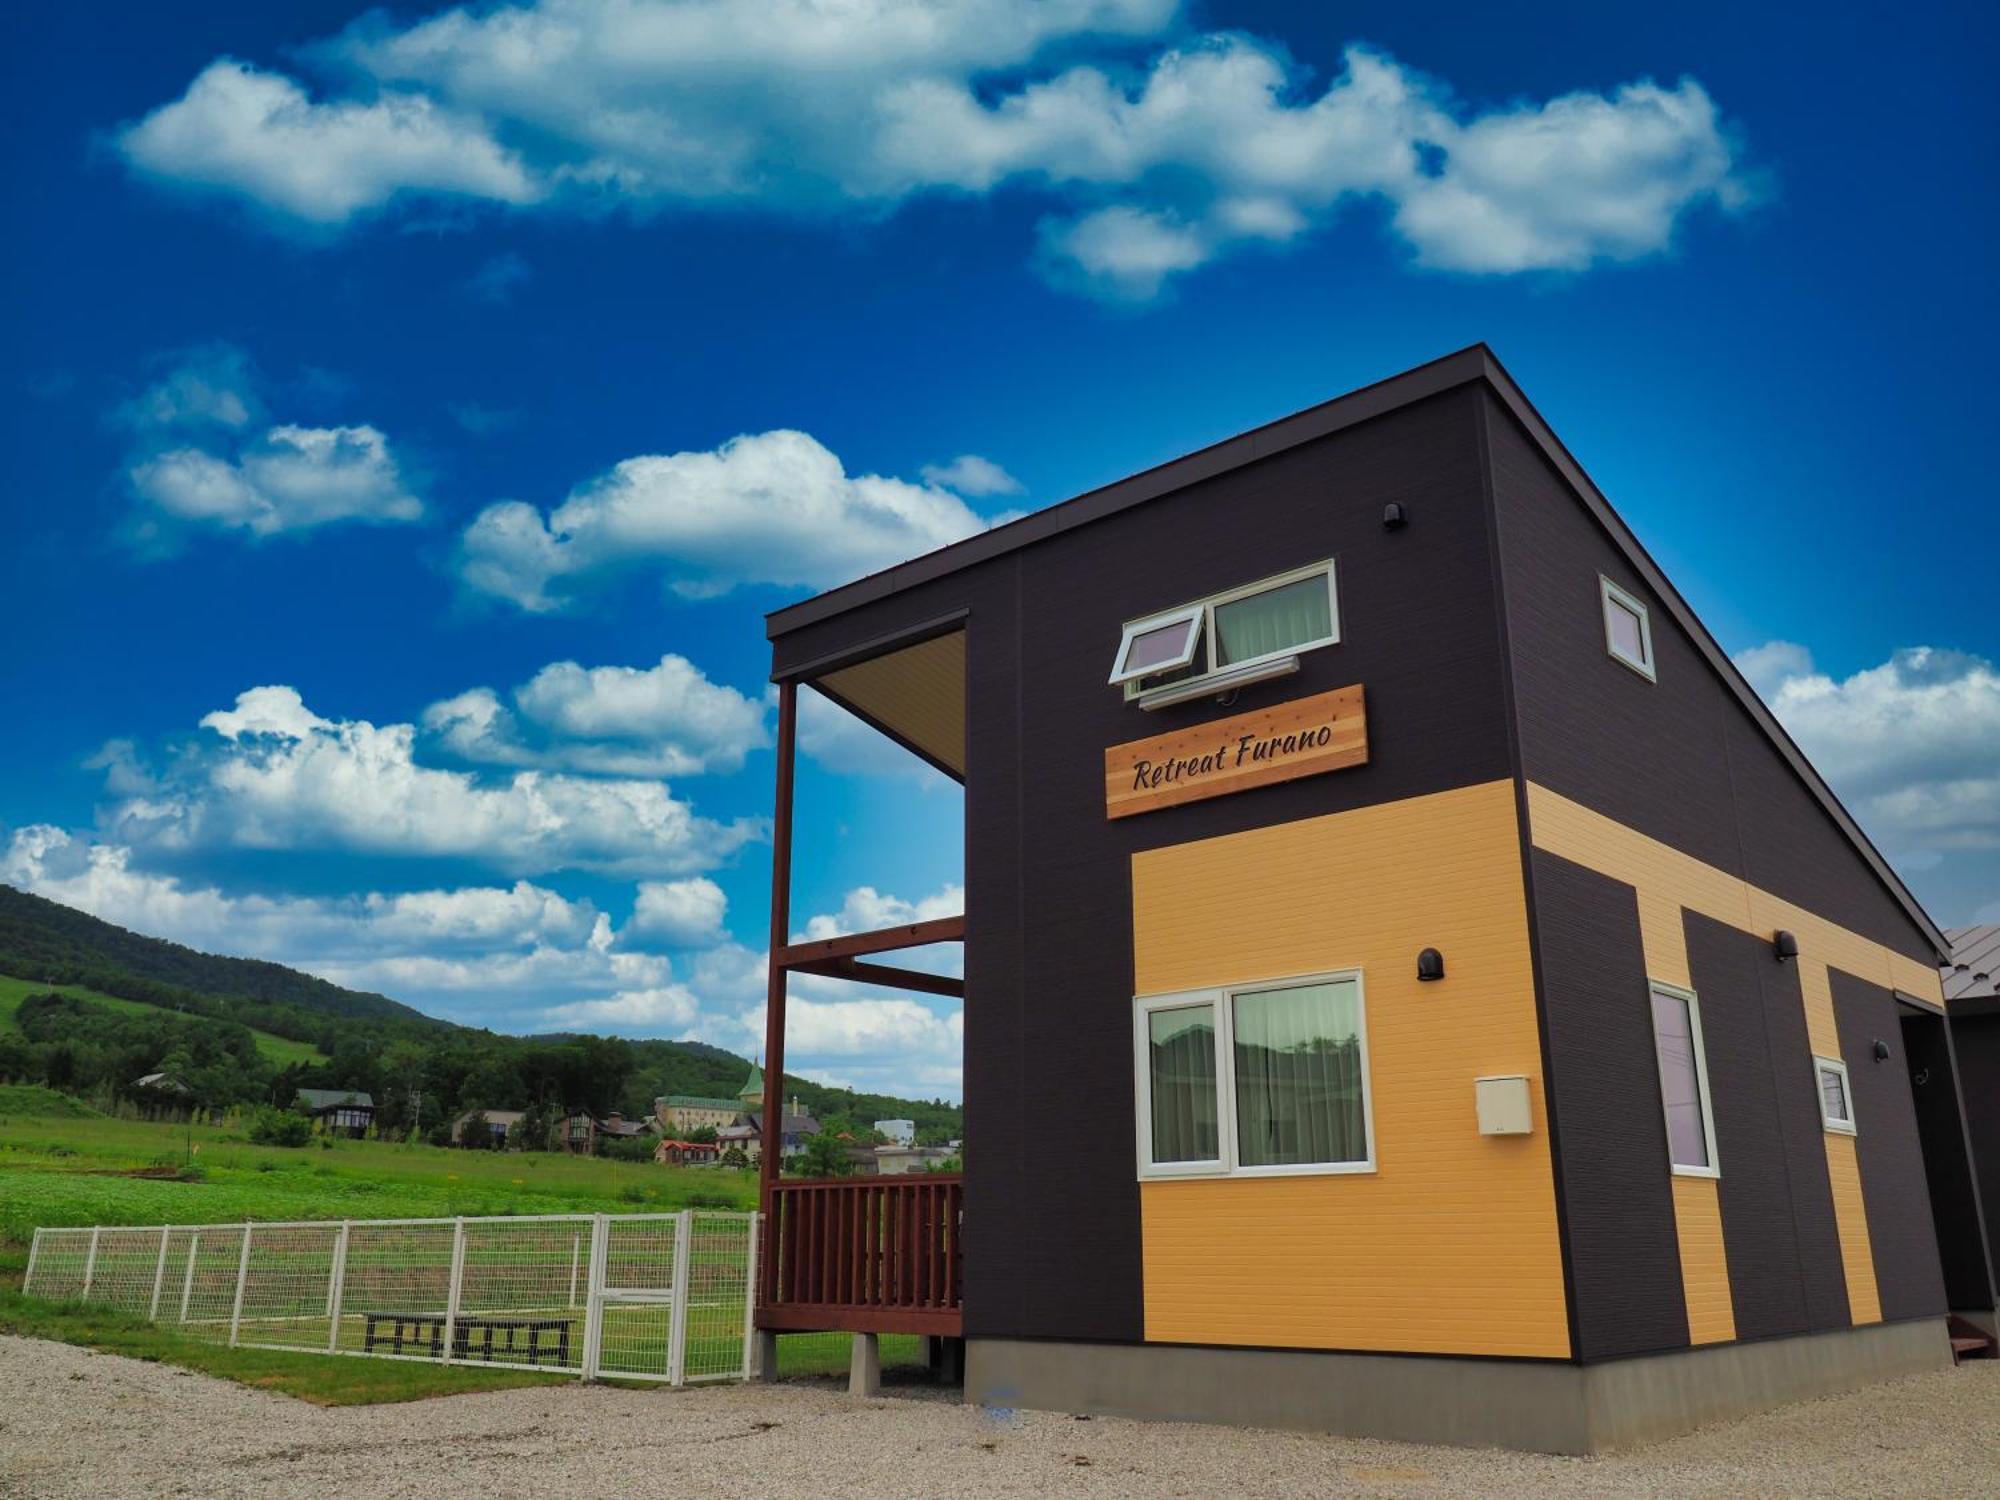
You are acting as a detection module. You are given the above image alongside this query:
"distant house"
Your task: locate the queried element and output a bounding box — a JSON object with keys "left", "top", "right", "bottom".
{"left": 451, "top": 1108, "right": 522, "bottom": 1147}
{"left": 875, "top": 1118, "right": 917, "bottom": 1146}
{"left": 873, "top": 1145, "right": 959, "bottom": 1176}
{"left": 596, "top": 1111, "right": 651, "bottom": 1142}
{"left": 133, "top": 1071, "right": 191, "bottom": 1097}
{"left": 294, "top": 1088, "right": 373, "bottom": 1137}
{"left": 721, "top": 1100, "right": 820, "bottom": 1164}
{"left": 654, "top": 1138, "right": 722, "bottom": 1166}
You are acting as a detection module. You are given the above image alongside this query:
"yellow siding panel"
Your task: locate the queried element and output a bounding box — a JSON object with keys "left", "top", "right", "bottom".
{"left": 1524, "top": 783, "right": 1903, "bottom": 1327}
{"left": 1825, "top": 1133, "right": 1883, "bottom": 1324}
{"left": 1670, "top": 1175, "right": 1736, "bottom": 1344}
{"left": 1133, "top": 779, "right": 1570, "bottom": 1359}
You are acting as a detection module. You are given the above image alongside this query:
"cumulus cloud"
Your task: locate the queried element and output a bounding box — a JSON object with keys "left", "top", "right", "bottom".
{"left": 423, "top": 653, "right": 768, "bottom": 777}
{"left": 1737, "top": 642, "right": 2000, "bottom": 925}
{"left": 115, "top": 3, "right": 1749, "bottom": 299}
{"left": 457, "top": 428, "right": 989, "bottom": 609}
{"left": 0, "top": 824, "right": 668, "bottom": 1026}
{"left": 628, "top": 877, "right": 729, "bottom": 947}
{"left": 796, "top": 882, "right": 964, "bottom": 943}
{"left": 118, "top": 58, "right": 539, "bottom": 224}
{"left": 105, "top": 685, "right": 763, "bottom": 878}
{"left": 120, "top": 347, "right": 422, "bottom": 543}
{"left": 919, "top": 453, "right": 1021, "bottom": 497}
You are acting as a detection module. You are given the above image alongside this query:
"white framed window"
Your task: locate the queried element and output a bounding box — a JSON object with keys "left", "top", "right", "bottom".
{"left": 1648, "top": 981, "right": 1719, "bottom": 1177}
{"left": 1109, "top": 606, "right": 1204, "bottom": 687}
{"left": 1815, "top": 1055, "right": 1857, "bottom": 1135}
{"left": 1114, "top": 561, "right": 1340, "bottom": 698}
{"left": 1600, "top": 576, "right": 1656, "bottom": 681}
{"left": 1134, "top": 969, "right": 1374, "bottom": 1180}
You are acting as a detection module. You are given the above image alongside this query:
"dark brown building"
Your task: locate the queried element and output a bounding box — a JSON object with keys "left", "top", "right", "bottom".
{"left": 750, "top": 346, "right": 1995, "bottom": 1451}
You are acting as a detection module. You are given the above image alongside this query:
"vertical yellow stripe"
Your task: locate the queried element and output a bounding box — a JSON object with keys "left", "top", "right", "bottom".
{"left": 1671, "top": 1175, "right": 1737, "bottom": 1343}
{"left": 1640, "top": 895, "right": 1737, "bottom": 1343}
{"left": 1798, "top": 961, "right": 1881, "bottom": 1324}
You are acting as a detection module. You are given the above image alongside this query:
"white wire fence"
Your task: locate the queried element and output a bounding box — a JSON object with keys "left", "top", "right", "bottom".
{"left": 23, "top": 1210, "right": 760, "bottom": 1385}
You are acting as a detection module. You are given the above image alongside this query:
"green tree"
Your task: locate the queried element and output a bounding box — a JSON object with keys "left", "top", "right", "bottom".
{"left": 795, "top": 1129, "right": 853, "bottom": 1178}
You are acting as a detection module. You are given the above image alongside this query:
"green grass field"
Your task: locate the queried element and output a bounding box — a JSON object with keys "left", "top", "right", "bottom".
{"left": 0, "top": 972, "right": 326, "bottom": 1067}
{"left": 0, "top": 1089, "right": 908, "bottom": 1394}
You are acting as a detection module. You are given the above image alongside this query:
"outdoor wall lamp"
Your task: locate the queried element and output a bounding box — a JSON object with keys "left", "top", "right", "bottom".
{"left": 1873, "top": 1038, "right": 1892, "bottom": 1063}
{"left": 1772, "top": 930, "right": 1799, "bottom": 962}
{"left": 1382, "top": 502, "right": 1408, "bottom": 530}
{"left": 1417, "top": 947, "right": 1446, "bottom": 982}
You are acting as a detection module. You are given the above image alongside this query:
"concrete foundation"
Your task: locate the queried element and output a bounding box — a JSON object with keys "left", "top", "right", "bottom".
{"left": 965, "top": 1319, "right": 1954, "bottom": 1454}
{"left": 848, "top": 1331, "right": 881, "bottom": 1397}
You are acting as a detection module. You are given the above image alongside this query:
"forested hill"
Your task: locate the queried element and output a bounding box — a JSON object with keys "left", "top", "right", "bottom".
{"left": 0, "top": 884, "right": 424, "bottom": 1023}
{"left": 0, "top": 884, "right": 963, "bottom": 1144}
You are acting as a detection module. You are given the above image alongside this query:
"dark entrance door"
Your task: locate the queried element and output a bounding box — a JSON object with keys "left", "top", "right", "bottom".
{"left": 1900, "top": 1005, "right": 1998, "bottom": 1316}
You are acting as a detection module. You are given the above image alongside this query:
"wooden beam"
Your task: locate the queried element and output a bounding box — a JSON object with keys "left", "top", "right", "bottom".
{"left": 778, "top": 915, "right": 965, "bottom": 967}
{"left": 758, "top": 680, "right": 797, "bottom": 1301}
{"left": 755, "top": 1303, "right": 963, "bottom": 1337}
{"left": 787, "top": 956, "right": 965, "bottom": 999}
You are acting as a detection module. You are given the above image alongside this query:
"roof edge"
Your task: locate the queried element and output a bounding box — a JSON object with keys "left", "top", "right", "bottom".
{"left": 762, "top": 343, "right": 1947, "bottom": 959}
{"left": 766, "top": 343, "right": 1498, "bottom": 640}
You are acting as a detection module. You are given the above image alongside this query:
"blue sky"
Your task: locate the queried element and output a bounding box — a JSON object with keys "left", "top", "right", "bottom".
{"left": 2, "top": 1, "right": 1994, "bottom": 1100}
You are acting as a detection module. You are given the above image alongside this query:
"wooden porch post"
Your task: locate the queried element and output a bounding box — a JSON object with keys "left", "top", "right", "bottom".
{"left": 758, "top": 679, "right": 797, "bottom": 1304}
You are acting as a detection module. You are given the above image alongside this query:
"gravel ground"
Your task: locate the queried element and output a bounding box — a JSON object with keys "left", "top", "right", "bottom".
{"left": 1, "top": 1335, "right": 1995, "bottom": 1499}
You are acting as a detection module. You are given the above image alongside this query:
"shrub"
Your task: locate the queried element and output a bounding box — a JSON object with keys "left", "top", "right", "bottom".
{"left": 686, "top": 1190, "right": 736, "bottom": 1211}
{"left": 248, "top": 1107, "right": 313, "bottom": 1147}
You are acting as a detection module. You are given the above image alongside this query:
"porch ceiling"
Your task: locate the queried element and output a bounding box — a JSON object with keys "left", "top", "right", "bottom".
{"left": 813, "top": 629, "right": 966, "bottom": 779}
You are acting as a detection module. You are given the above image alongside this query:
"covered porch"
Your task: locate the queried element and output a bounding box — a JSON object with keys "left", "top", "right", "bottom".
{"left": 757, "top": 620, "right": 968, "bottom": 1351}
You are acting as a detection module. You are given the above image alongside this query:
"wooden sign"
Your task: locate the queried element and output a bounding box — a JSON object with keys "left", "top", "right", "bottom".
{"left": 1104, "top": 684, "right": 1367, "bottom": 819}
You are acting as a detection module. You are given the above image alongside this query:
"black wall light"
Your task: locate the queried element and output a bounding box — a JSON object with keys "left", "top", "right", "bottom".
{"left": 1382, "top": 502, "right": 1408, "bottom": 531}
{"left": 1872, "top": 1038, "right": 1892, "bottom": 1062}
{"left": 1772, "top": 930, "right": 1799, "bottom": 962}
{"left": 1417, "top": 947, "right": 1445, "bottom": 982}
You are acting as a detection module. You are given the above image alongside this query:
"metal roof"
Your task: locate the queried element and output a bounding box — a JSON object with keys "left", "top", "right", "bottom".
{"left": 762, "top": 343, "right": 1946, "bottom": 959}
{"left": 295, "top": 1087, "right": 372, "bottom": 1109}
{"left": 1944, "top": 925, "right": 2000, "bottom": 1002}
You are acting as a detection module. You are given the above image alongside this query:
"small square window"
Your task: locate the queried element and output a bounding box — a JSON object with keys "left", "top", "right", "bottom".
{"left": 1815, "top": 1056, "right": 1856, "bottom": 1135}
{"left": 1601, "top": 576, "right": 1656, "bottom": 681}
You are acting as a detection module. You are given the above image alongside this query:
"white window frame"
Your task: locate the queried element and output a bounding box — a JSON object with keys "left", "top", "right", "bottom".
{"left": 1116, "top": 560, "right": 1341, "bottom": 699}
{"left": 1814, "top": 1055, "right": 1857, "bottom": 1135}
{"left": 1600, "top": 575, "right": 1657, "bottom": 682}
{"left": 1132, "top": 968, "right": 1376, "bottom": 1182}
{"left": 1109, "top": 606, "right": 1205, "bottom": 687}
{"left": 1648, "top": 980, "right": 1720, "bottom": 1179}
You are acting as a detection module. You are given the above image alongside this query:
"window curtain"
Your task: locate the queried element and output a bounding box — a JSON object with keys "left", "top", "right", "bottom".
{"left": 1232, "top": 979, "right": 1365, "bottom": 1167}
{"left": 1214, "top": 575, "right": 1332, "bottom": 665}
{"left": 1149, "top": 1005, "right": 1219, "bottom": 1163}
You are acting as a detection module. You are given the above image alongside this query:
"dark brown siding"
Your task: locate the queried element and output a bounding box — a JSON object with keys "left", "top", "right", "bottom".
{"left": 1828, "top": 971, "right": 1948, "bottom": 1322}
{"left": 1483, "top": 393, "right": 1933, "bottom": 966}
{"left": 1682, "top": 914, "right": 1849, "bottom": 1336}
{"left": 1951, "top": 1014, "right": 2000, "bottom": 1290}
{"left": 1530, "top": 849, "right": 1688, "bottom": 1360}
{"left": 772, "top": 387, "right": 1515, "bottom": 1345}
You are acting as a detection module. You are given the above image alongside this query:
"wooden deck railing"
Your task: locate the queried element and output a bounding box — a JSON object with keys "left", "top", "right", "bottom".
{"left": 758, "top": 1174, "right": 963, "bottom": 1336}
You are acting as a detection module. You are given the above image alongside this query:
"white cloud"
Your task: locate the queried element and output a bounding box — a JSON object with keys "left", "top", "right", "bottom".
{"left": 0, "top": 825, "right": 663, "bottom": 1025}
{"left": 628, "top": 877, "right": 729, "bottom": 947}
{"left": 1736, "top": 642, "right": 2000, "bottom": 926}
{"left": 117, "top": 5, "right": 1749, "bottom": 300}
{"left": 119, "top": 59, "right": 539, "bottom": 224}
{"left": 797, "top": 882, "right": 963, "bottom": 943}
{"left": 423, "top": 653, "right": 768, "bottom": 777}
{"left": 106, "top": 685, "right": 763, "bottom": 878}
{"left": 538, "top": 983, "right": 701, "bottom": 1032}
{"left": 920, "top": 453, "right": 1021, "bottom": 497}
{"left": 120, "top": 348, "right": 422, "bottom": 543}
{"left": 457, "top": 427, "right": 988, "bottom": 609}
